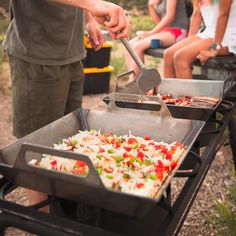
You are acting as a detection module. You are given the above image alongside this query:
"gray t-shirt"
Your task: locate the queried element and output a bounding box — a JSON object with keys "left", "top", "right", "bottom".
{"left": 3, "top": 0, "right": 86, "bottom": 65}
{"left": 156, "top": 0, "right": 189, "bottom": 30}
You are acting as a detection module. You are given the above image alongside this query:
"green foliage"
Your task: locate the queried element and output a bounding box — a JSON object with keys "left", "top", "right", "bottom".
{"left": 110, "top": 53, "right": 127, "bottom": 76}
{"left": 110, "top": 0, "right": 148, "bottom": 11}
{"left": 209, "top": 170, "right": 236, "bottom": 236}
{"left": 0, "top": 14, "right": 8, "bottom": 34}
{"left": 129, "top": 15, "right": 156, "bottom": 38}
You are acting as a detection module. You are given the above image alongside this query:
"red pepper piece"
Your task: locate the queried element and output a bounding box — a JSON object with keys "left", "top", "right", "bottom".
{"left": 137, "top": 151, "right": 145, "bottom": 160}
{"left": 77, "top": 160, "right": 86, "bottom": 167}
{"left": 50, "top": 160, "right": 57, "bottom": 166}
{"left": 124, "top": 146, "right": 132, "bottom": 152}
{"left": 136, "top": 183, "right": 144, "bottom": 189}
{"left": 143, "top": 136, "right": 151, "bottom": 140}
{"left": 127, "top": 138, "right": 138, "bottom": 144}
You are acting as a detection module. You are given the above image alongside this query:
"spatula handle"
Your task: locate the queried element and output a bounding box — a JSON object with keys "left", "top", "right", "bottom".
{"left": 120, "top": 37, "right": 145, "bottom": 70}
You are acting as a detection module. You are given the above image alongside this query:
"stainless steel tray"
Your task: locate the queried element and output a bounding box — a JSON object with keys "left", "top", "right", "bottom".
{"left": 0, "top": 96, "right": 205, "bottom": 217}
{"left": 111, "top": 74, "right": 234, "bottom": 120}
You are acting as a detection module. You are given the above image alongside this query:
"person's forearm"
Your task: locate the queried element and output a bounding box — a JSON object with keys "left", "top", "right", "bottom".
{"left": 150, "top": 15, "right": 174, "bottom": 34}
{"left": 213, "top": 0, "right": 232, "bottom": 44}
{"left": 188, "top": 7, "right": 202, "bottom": 36}
{"left": 148, "top": 4, "right": 161, "bottom": 23}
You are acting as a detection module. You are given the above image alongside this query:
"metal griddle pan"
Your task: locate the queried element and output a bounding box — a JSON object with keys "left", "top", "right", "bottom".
{"left": 0, "top": 96, "right": 205, "bottom": 217}
{"left": 108, "top": 76, "right": 233, "bottom": 121}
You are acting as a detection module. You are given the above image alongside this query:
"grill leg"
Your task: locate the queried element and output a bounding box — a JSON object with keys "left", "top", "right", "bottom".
{"left": 229, "top": 109, "right": 236, "bottom": 170}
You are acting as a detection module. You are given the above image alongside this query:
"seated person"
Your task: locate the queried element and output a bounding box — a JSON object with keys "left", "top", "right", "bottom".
{"left": 125, "top": 0, "right": 190, "bottom": 81}
{"left": 163, "top": 0, "right": 236, "bottom": 80}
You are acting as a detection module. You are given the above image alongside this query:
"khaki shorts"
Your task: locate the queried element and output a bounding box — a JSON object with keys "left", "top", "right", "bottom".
{"left": 8, "top": 55, "right": 84, "bottom": 138}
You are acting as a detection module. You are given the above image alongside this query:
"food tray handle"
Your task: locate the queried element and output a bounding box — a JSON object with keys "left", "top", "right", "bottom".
{"left": 106, "top": 93, "right": 172, "bottom": 118}
{"left": 115, "top": 70, "right": 136, "bottom": 92}
{"left": 14, "top": 142, "right": 104, "bottom": 188}
{"left": 175, "top": 151, "right": 201, "bottom": 177}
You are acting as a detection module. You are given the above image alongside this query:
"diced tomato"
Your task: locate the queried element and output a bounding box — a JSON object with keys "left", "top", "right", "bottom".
{"left": 124, "top": 146, "right": 132, "bottom": 152}
{"left": 123, "top": 152, "right": 129, "bottom": 158}
{"left": 76, "top": 160, "right": 86, "bottom": 167}
{"left": 161, "top": 148, "right": 168, "bottom": 154}
{"left": 137, "top": 151, "right": 145, "bottom": 160}
{"left": 50, "top": 160, "right": 57, "bottom": 166}
{"left": 99, "top": 147, "right": 105, "bottom": 153}
{"left": 155, "top": 144, "right": 167, "bottom": 150}
{"left": 136, "top": 183, "right": 144, "bottom": 189}
{"left": 164, "top": 165, "right": 170, "bottom": 172}
{"left": 148, "top": 142, "right": 155, "bottom": 146}
{"left": 127, "top": 138, "right": 138, "bottom": 144}
{"left": 171, "top": 161, "right": 177, "bottom": 169}
{"left": 156, "top": 172, "right": 163, "bottom": 181}
{"left": 155, "top": 166, "right": 163, "bottom": 173}
{"left": 171, "top": 145, "right": 177, "bottom": 151}
{"left": 114, "top": 142, "right": 121, "bottom": 148}
{"left": 157, "top": 160, "right": 163, "bottom": 168}
{"left": 165, "top": 152, "right": 172, "bottom": 160}
{"left": 143, "top": 136, "right": 151, "bottom": 140}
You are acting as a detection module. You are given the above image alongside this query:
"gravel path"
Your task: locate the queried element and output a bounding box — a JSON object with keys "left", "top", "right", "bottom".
{"left": 0, "top": 62, "right": 235, "bottom": 235}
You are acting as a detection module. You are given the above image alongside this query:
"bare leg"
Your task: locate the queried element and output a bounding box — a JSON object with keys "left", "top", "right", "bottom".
{"left": 163, "top": 35, "right": 202, "bottom": 78}
{"left": 174, "top": 38, "right": 212, "bottom": 79}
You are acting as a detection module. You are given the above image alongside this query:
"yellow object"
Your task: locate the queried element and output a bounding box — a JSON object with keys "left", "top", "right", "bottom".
{"left": 84, "top": 66, "right": 114, "bottom": 74}
{"left": 86, "top": 41, "right": 113, "bottom": 49}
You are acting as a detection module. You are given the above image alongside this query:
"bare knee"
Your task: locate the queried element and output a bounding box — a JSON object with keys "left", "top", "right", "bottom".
{"left": 174, "top": 51, "right": 191, "bottom": 71}
{"left": 163, "top": 47, "right": 176, "bottom": 64}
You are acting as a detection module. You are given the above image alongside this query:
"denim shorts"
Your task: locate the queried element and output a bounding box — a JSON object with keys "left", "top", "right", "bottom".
{"left": 8, "top": 55, "right": 84, "bottom": 138}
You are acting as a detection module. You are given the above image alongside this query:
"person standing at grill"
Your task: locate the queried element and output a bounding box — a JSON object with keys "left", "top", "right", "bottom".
{"left": 2, "top": 0, "right": 129, "bottom": 210}
{"left": 125, "top": 0, "right": 190, "bottom": 82}
{"left": 163, "top": 0, "right": 236, "bottom": 79}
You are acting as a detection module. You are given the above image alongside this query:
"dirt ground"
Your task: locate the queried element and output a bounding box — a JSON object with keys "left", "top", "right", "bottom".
{"left": 0, "top": 61, "right": 235, "bottom": 236}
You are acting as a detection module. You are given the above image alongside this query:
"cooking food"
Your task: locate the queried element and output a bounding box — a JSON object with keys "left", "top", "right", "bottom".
{"left": 29, "top": 130, "right": 185, "bottom": 199}
{"left": 157, "top": 94, "right": 219, "bottom": 108}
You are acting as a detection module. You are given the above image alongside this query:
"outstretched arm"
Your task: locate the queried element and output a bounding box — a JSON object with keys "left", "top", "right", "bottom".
{"left": 48, "top": 0, "right": 129, "bottom": 39}
{"left": 148, "top": 0, "right": 161, "bottom": 24}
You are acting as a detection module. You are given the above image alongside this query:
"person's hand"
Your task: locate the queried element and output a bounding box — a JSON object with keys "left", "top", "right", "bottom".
{"left": 86, "top": 19, "right": 104, "bottom": 51}
{"left": 196, "top": 49, "right": 217, "bottom": 65}
{"left": 89, "top": 1, "right": 129, "bottom": 39}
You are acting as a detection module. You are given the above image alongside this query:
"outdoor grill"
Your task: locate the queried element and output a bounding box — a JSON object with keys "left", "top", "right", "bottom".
{"left": 0, "top": 76, "right": 235, "bottom": 236}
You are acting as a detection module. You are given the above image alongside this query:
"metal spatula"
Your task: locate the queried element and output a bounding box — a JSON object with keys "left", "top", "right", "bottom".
{"left": 120, "top": 37, "right": 162, "bottom": 94}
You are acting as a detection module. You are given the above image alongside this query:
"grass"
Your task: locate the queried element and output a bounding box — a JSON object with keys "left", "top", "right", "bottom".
{"left": 209, "top": 168, "right": 236, "bottom": 236}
